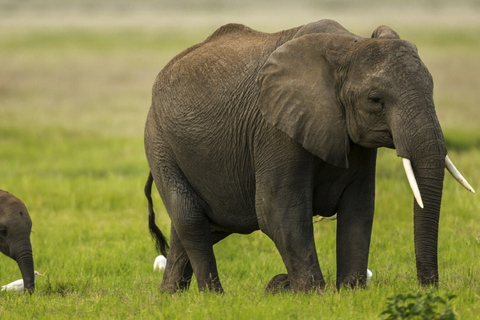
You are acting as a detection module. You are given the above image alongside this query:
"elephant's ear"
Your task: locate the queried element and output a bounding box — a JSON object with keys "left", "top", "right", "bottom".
{"left": 257, "top": 34, "right": 352, "bottom": 168}
{"left": 371, "top": 25, "right": 400, "bottom": 39}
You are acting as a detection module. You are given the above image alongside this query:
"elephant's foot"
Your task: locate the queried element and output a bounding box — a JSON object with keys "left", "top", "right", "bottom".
{"left": 197, "top": 273, "right": 224, "bottom": 294}
{"left": 160, "top": 277, "right": 192, "bottom": 294}
{"left": 418, "top": 272, "right": 439, "bottom": 287}
{"left": 266, "top": 274, "right": 326, "bottom": 293}
{"left": 337, "top": 273, "right": 368, "bottom": 290}
{"left": 265, "top": 274, "right": 290, "bottom": 293}
{"left": 160, "top": 275, "right": 224, "bottom": 294}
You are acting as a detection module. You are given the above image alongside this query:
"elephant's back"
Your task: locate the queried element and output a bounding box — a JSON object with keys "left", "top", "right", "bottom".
{"left": 158, "top": 23, "right": 298, "bottom": 78}
{"left": 150, "top": 23, "right": 298, "bottom": 154}
{"left": 153, "top": 24, "right": 297, "bottom": 111}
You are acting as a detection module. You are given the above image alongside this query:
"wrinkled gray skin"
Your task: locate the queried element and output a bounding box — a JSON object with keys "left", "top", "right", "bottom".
{"left": 0, "top": 190, "right": 35, "bottom": 292}
{"left": 144, "top": 20, "right": 446, "bottom": 293}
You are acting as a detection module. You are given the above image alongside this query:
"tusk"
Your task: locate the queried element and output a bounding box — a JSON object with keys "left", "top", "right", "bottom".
{"left": 402, "top": 158, "right": 424, "bottom": 209}
{"left": 445, "top": 155, "right": 475, "bottom": 193}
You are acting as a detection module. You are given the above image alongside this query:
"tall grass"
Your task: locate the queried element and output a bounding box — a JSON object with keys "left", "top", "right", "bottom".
{"left": 1, "top": 9, "right": 479, "bottom": 319}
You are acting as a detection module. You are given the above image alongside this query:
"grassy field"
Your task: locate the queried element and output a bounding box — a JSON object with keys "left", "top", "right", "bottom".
{"left": 1, "top": 3, "right": 479, "bottom": 319}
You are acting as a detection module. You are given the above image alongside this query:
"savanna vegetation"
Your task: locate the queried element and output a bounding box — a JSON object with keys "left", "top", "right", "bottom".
{"left": 0, "top": 1, "right": 479, "bottom": 319}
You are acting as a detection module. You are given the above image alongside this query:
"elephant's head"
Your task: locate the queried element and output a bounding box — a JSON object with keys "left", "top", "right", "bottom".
{"left": 257, "top": 23, "right": 474, "bottom": 285}
{"left": 0, "top": 190, "right": 35, "bottom": 292}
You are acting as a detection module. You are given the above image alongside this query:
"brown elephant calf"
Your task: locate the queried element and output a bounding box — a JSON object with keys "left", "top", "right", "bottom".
{"left": 0, "top": 190, "right": 36, "bottom": 292}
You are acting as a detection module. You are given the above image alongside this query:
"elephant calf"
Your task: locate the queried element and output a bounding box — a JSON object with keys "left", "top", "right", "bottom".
{"left": 0, "top": 190, "right": 36, "bottom": 293}
{"left": 144, "top": 19, "right": 473, "bottom": 293}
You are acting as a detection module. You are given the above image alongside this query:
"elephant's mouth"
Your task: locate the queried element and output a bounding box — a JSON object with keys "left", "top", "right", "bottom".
{"left": 0, "top": 245, "right": 10, "bottom": 257}
{"left": 359, "top": 130, "right": 394, "bottom": 149}
{"left": 383, "top": 131, "right": 395, "bottom": 149}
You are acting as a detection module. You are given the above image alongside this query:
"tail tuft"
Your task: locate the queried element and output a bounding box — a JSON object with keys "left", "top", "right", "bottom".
{"left": 145, "top": 172, "right": 169, "bottom": 256}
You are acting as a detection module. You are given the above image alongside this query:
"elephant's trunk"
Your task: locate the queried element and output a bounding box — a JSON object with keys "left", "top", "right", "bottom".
{"left": 13, "top": 240, "right": 35, "bottom": 293}
{"left": 411, "top": 153, "right": 445, "bottom": 285}
{"left": 393, "top": 102, "right": 447, "bottom": 286}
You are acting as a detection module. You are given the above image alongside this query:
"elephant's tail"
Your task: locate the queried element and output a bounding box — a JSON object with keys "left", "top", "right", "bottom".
{"left": 145, "top": 172, "right": 169, "bottom": 256}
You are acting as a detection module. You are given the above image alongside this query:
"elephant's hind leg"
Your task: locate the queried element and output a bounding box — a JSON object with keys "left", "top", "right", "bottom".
{"left": 153, "top": 168, "right": 223, "bottom": 293}
{"left": 161, "top": 227, "right": 231, "bottom": 293}
{"left": 160, "top": 225, "right": 193, "bottom": 293}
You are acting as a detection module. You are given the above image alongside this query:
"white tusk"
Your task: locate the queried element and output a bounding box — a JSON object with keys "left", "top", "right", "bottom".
{"left": 445, "top": 155, "right": 475, "bottom": 193}
{"left": 402, "top": 158, "right": 424, "bottom": 209}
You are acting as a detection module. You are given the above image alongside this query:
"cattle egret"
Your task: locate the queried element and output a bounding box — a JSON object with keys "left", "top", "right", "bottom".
{"left": 313, "top": 213, "right": 337, "bottom": 223}
{"left": 154, "top": 255, "right": 167, "bottom": 271}
{"left": 367, "top": 269, "right": 373, "bottom": 285}
{"left": 1, "top": 270, "right": 44, "bottom": 292}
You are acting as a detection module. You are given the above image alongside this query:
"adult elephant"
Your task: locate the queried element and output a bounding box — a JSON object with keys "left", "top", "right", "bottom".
{"left": 0, "top": 190, "right": 35, "bottom": 293}
{"left": 144, "top": 20, "right": 474, "bottom": 293}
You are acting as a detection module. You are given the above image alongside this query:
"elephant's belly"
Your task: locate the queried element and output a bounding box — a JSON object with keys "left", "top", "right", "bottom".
{"left": 181, "top": 165, "right": 259, "bottom": 234}
{"left": 312, "top": 201, "right": 337, "bottom": 218}
{"left": 208, "top": 208, "right": 259, "bottom": 234}
{"left": 202, "top": 193, "right": 259, "bottom": 234}
{"left": 312, "top": 182, "right": 345, "bottom": 217}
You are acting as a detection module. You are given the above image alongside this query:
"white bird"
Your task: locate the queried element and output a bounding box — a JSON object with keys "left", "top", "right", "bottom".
{"left": 367, "top": 269, "right": 373, "bottom": 285}
{"left": 153, "top": 255, "right": 167, "bottom": 271}
{"left": 1, "top": 270, "right": 44, "bottom": 292}
{"left": 313, "top": 213, "right": 337, "bottom": 223}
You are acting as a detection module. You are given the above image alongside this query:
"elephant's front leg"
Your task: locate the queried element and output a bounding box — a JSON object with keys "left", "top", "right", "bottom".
{"left": 258, "top": 193, "right": 325, "bottom": 293}
{"left": 256, "top": 150, "right": 325, "bottom": 293}
{"left": 335, "top": 206, "right": 374, "bottom": 289}
{"left": 335, "top": 148, "right": 376, "bottom": 289}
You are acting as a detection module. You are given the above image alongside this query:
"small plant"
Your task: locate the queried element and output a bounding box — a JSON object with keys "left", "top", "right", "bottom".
{"left": 380, "top": 289, "right": 457, "bottom": 319}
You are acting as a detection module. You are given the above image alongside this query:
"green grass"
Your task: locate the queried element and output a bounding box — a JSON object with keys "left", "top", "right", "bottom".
{"left": 1, "top": 9, "right": 480, "bottom": 319}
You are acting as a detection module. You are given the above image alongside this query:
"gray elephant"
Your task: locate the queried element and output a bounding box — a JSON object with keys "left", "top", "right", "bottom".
{"left": 144, "top": 20, "right": 473, "bottom": 293}
{"left": 0, "top": 190, "right": 35, "bottom": 292}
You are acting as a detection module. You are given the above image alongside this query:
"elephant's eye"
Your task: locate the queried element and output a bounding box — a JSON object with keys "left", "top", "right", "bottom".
{"left": 368, "top": 94, "right": 385, "bottom": 108}
{"left": 0, "top": 229, "right": 7, "bottom": 237}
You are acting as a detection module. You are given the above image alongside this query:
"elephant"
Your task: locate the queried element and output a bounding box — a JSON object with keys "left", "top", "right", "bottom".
{"left": 144, "top": 19, "right": 474, "bottom": 293}
{"left": 0, "top": 190, "right": 35, "bottom": 293}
